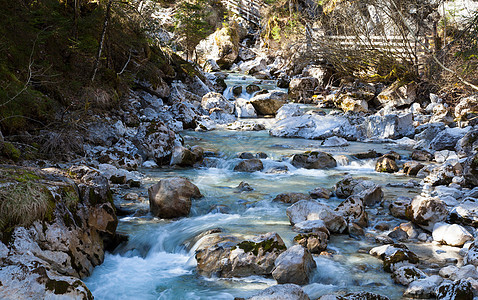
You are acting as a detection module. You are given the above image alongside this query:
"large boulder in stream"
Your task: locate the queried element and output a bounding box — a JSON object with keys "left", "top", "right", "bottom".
{"left": 195, "top": 232, "right": 286, "bottom": 277}
{"left": 234, "top": 159, "right": 264, "bottom": 172}
{"left": 291, "top": 151, "right": 337, "bottom": 169}
{"left": 287, "top": 200, "right": 347, "bottom": 233}
{"left": 201, "top": 92, "right": 234, "bottom": 114}
{"left": 334, "top": 176, "right": 383, "bottom": 206}
{"left": 406, "top": 196, "right": 448, "bottom": 231}
{"left": 272, "top": 245, "right": 317, "bottom": 285}
{"left": 249, "top": 90, "right": 288, "bottom": 115}
{"left": 133, "top": 121, "right": 177, "bottom": 165}
{"left": 148, "top": 177, "right": 202, "bottom": 218}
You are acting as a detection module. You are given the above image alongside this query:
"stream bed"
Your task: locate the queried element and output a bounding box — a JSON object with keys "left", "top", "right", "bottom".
{"left": 85, "top": 74, "right": 424, "bottom": 300}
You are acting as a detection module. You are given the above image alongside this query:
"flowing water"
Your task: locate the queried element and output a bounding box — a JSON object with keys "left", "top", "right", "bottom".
{"left": 85, "top": 73, "right": 420, "bottom": 300}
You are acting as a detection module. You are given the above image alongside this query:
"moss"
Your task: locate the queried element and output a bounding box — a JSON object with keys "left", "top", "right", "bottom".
{"left": 1, "top": 142, "right": 21, "bottom": 162}
{"left": 235, "top": 239, "right": 286, "bottom": 256}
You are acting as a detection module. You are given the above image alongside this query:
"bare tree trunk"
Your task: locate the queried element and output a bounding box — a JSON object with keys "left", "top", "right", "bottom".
{"left": 91, "top": 0, "right": 113, "bottom": 82}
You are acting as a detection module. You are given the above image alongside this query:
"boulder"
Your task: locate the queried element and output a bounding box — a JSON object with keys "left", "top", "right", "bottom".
{"left": 455, "top": 94, "right": 478, "bottom": 120}
{"left": 309, "top": 187, "right": 331, "bottom": 199}
{"left": 289, "top": 77, "right": 319, "bottom": 103}
{"left": 406, "top": 196, "right": 448, "bottom": 231}
{"left": 392, "top": 265, "right": 427, "bottom": 286}
{"left": 249, "top": 90, "right": 288, "bottom": 115}
{"left": 201, "top": 92, "right": 234, "bottom": 114}
{"left": 234, "top": 159, "right": 263, "bottom": 172}
{"left": 286, "top": 200, "right": 347, "bottom": 233}
{"left": 274, "top": 193, "right": 311, "bottom": 204}
{"left": 148, "top": 177, "right": 202, "bottom": 218}
{"left": 302, "top": 64, "right": 331, "bottom": 88}
{"left": 133, "top": 121, "right": 176, "bottom": 165}
{"left": 430, "top": 127, "right": 470, "bottom": 151}
{"left": 170, "top": 146, "right": 197, "bottom": 167}
{"left": 238, "top": 152, "right": 254, "bottom": 159}
{"left": 403, "top": 161, "right": 425, "bottom": 176}
{"left": 359, "top": 113, "right": 414, "bottom": 140}
{"left": 432, "top": 222, "right": 473, "bottom": 247}
{"left": 235, "top": 98, "right": 257, "bottom": 118}
{"left": 292, "top": 220, "right": 330, "bottom": 236}
{"left": 272, "top": 245, "right": 317, "bottom": 285}
{"left": 436, "top": 279, "right": 474, "bottom": 300}
{"left": 171, "top": 101, "right": 199, "bottom": 129}
{"left": 334, "top": 196, "right": 368, "bottom": 228}
{"left": 294, "top": 232, "right": 328, "bottom": 254}
{"left": 232, "top": 85, "right": 242, "bottom": 97}
{"left": 353, "top": 150, "right": 380, "bottom": 159}
{"left": 403, "top": 275, "right": 443, "bottom": 298}
{"left": 291, "top": 151, "right": 337, "bottom": 169}
{"left": 330, "top": 292, "right": 390, "bottom": 300}
{"left": 247, "top": 284, "right": 310, "bottom": 300}
{"left": 464, "top": 241, "right": 478, "bottom": 266}
{"left": 440, "top": 265, "right": 478, "bottom": 281}
{"left": 376, "top": 81, "right": 416, "bottom": 108}
{"left": 375, "top": 156, "right": 399, "bottom": 173}
{"left": 195, "top": 232, "right": 286, "bottom": 277}
{"left": 235, "top": 181, "right": 254, "bottom": 192}
{"left": 335, "top": 176, "right": 383, "bottom": 206}
{"left": 335, "top": 95, "right": 369, "bottom": 113}
{"left": 455, "top": 129, "right": 478, "bottom": 157}
{"left": 449, "top": 198, "right": 478, "bottom": 227}
{"left": 246, "top": 84, "right": 261, "bottom": 94}
{"left": 411, "top": 150, "right": 433, "bottom": 161}
{"left": 383, "top": 245, "right": 420, "bottom": 272}
{"left": 462, "top": 153, "right": 478, "bottom": 187}
{"left": 275, "top": 103, "right": 304, "bottom": 120}
{"left": 321, "top": 136, "right": 350, "bottom": 147}
{"left": 389, "top": 197, "right": 412, "bottom": 219}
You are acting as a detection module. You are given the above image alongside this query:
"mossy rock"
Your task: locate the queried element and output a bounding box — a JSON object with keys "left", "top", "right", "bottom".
{"left": 1, "top": 142, "right": 21, "bottom": 162}
{"left": 234, "top": 239, "right": 286, "bottom": 256}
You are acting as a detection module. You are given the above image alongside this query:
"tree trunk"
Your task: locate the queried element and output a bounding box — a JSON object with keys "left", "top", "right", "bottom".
{"left": 91, "top": 0, "right": 113, "bottom": 82}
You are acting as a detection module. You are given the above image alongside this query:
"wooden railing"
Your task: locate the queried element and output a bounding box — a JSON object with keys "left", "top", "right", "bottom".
{"left": 221, "top": 0, "right": 266, "bottom": 26}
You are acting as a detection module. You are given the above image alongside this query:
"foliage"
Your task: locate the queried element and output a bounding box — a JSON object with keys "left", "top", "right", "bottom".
{"left": 173, "top": 0, "right": 213, "bottom": 61}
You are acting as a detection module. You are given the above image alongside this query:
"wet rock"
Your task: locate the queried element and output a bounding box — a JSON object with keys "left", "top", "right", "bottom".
{"left": 287, "top": 200, "right": 347, "bottom": 233}
{"left": 232, "top": 85, "right": 242, "bottom": 97}
{"left": 170, "top": 146, "right": 198, "bottom": 167}
{"left": 321, "top": 136, "right": 350, "bottom": 147}
{"left": 148, "top": 177, "right": 202, "bottom": 219}
{"left": 411, "top": 150, "right": 433, "bottom": 162}
{"left": 247, "top": 284, "right": 310, "bottom": 300}
{"left": 210, "top": 108, "right": 236, "bottom": 124}
{"left": 256, "top": 152, "right": 268, "bottom": 159}
{"left": 323, "top": 292, "right": 390, "bottom": 300}
{"left": 309, "top": 187, "right": 331, "bottom": 199}
{"left": 424, "top": 162, "right": 462, "bottom": 186}
{"left": 406, "top": 196, "right": 449, "bottom": 231}
{"left": 227, "top": 121, "right": 265, "bottom": 131}
{"left": 292, "top": 220, "right": 330, "bottom": 236}
{"left": 449, "top": 198, "right": 478, "bottom": 227}
{"left": 272, "top": 245, "right": 316, "bottom": 285}
{"left": 353, "top": 150, "right": 380, "bottom": 159}
{"left": 399, "top": 222, "right": 421, "bottom": 239}
{"left": 249, "top": 90, "right": 287, "bottom": 115}
{"left": 289, "top": 77, "right": 319, "bottom": 103}
{"left": 370, "top": 244, "right": 419, "bottom": 272}
{"left": 133, "top": 121, "right": 176, "bottom": 165}
{"left": 430, "top": 127, "right": 470, "bottom": 151}
{"left": 246, "top": 84, "right": 261, "bottom": 94}
{"left": 335, "top": 176, "right": 383, "bottom": 206}
{"left": 392, "top": 266, "right": 427, "bottom": 286}
{"left": 388, "top": 228, "right": 409, "bottom": 242}
{"left": 375, "top": 156, "right": 399, "bottom": 173}
{"left": 273, "top": 193, "right": 311, "bottom": 204}
{"left": 234, "top": 159, "right": 263, "bottom": 172}
{"left": 432, "top": 222, "right": 473, "bottom": 247}
{"left": 389, "top": 197, "right": 412, "bottom": 219}
{"left": 294, "top": 232, "right": 328, "bottom": 254}
{"left": 235, "top": 98, "right": 257, "bottom": 118}
{"left": 238, "top": 152, "right": 255, "bottom": 159}
{"left": 201, "top": 92, "right": 234, "bottom": 114}
{"left": 439, "top": 265, "right": 478, "bottom": 281}
{"left": 195, "top": 232, "right": 286, "bottom": 278}
{"left": 235, "top": 181, "right": 253, "bottom": 192}
{"left": 436, "top": 279, "right": 474, "bottom": 300}
{"left": 335, "top": 196, "right": 368, "bottom": 228}
{"left": 403, "top": 161, "right": 425, "bottom": 176}
{"left": 171, "top": 102, "right": 199, "bottom": 129}
{"left": 291, "top": 151, "right": 337, "bottom": 169}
